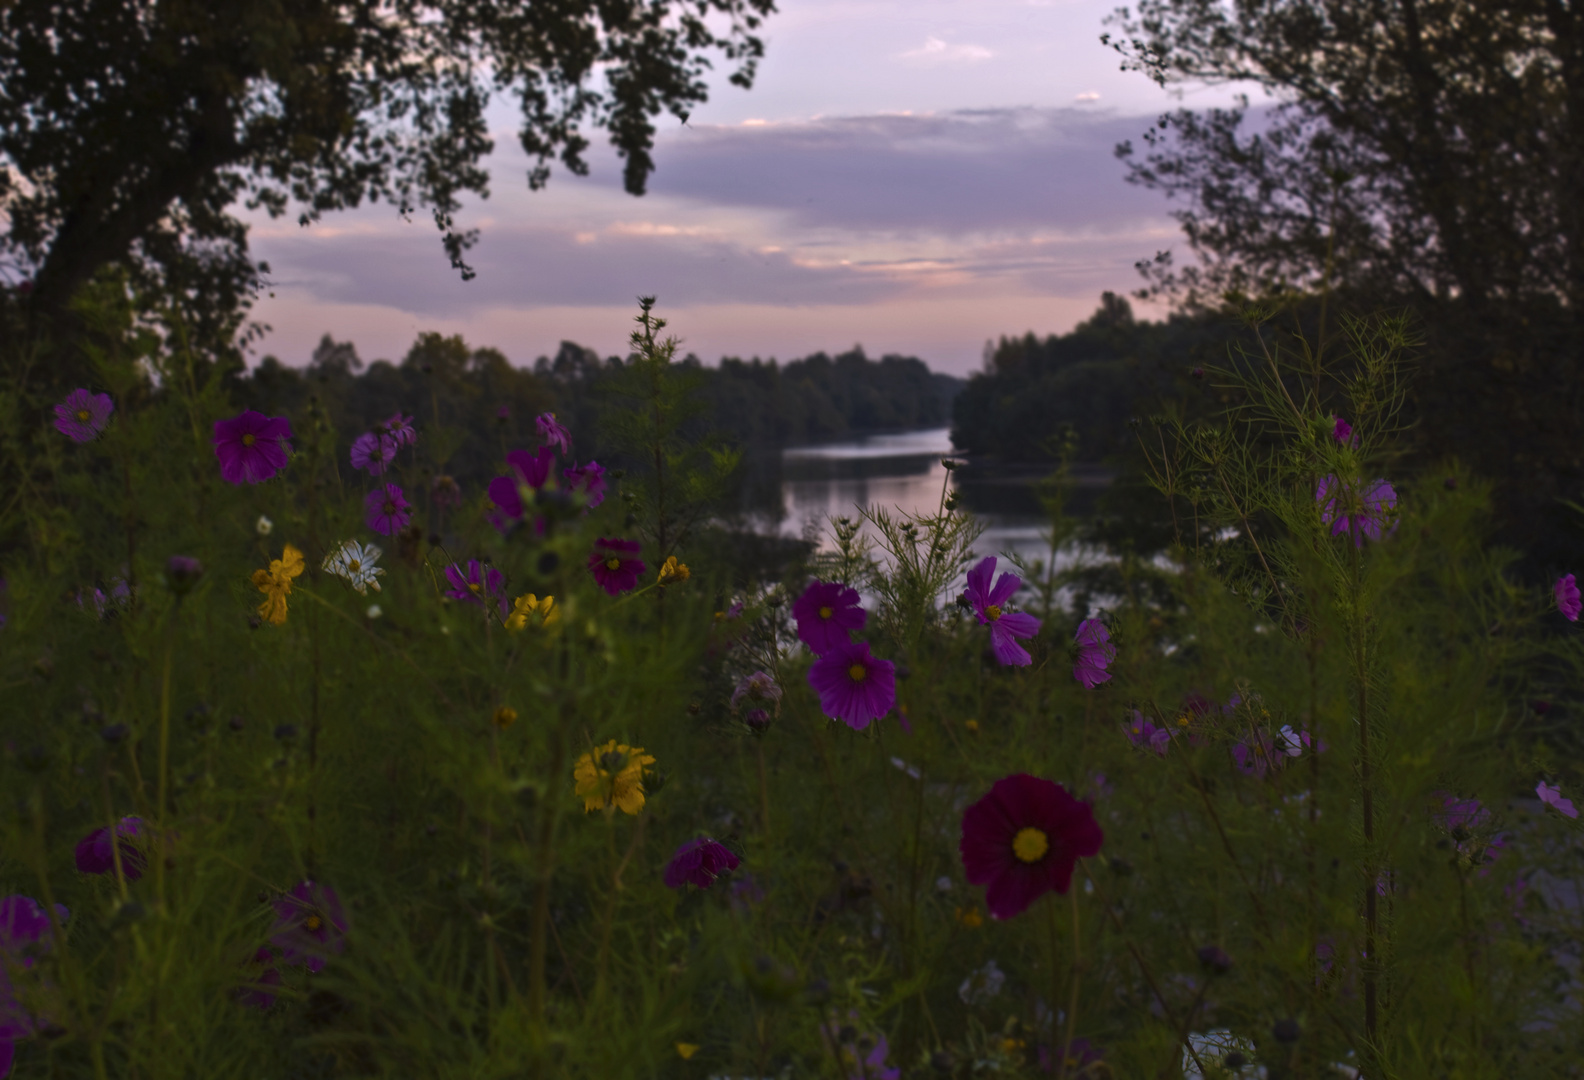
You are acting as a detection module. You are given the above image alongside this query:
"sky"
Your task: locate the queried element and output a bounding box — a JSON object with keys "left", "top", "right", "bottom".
{"left": 242, "top": 0, "right": 1253, "bottom": 377}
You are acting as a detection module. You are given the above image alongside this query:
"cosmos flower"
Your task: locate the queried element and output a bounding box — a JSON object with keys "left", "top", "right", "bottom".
{"left": 657, "top": 556, "right": 690, "bottom": 586}
{"left": 964, "top": 556, "right": 1042, "bottom": 666}
{"left": 1232, "top": 732, "right": 1279, "bottom": 778}
{"left": 349, "top": 431, "right": 397, "bottom": 475}
{"left": 322, "top": 540, "right": 385, "bottom": 595}
{"left": 1316, "top": 474, "right": 1398, "bottom": 547}
{"left": 505, "top": 593, "right": 559, "bottom": 632}
{"left": 382, "top": 412, "right": 417, "bottom": 448}
{"left": 959, "top": 773, "right": 1103, "bottom": 919}
{"left": 1072, "top": 619, "right": 1116, "bottom": 689}
{"left": 1333, "top": 416, "right": 1358, "bottom": 447}
{"left": 731, "top": 671, "right": 783, "bottom": 712}
{"left": 364, "top": 484, "right": 412, "bottom": 536}
{"left": 213, "top": 410, "right": 292, "bottom": 484}
{"left": 819, "top": 1013, "right": 901, "bottom": 1080}
{"left": 573, "top": 740, "right": 655, "bottom": 815}
{"left": 444, "top": 560, "right": 507, "bottom": 615}
{"left": 807, "top": 640, "right": 896, "bottom": 730}
{"left": 663, "top": 837, "right": 741, "bottom": 889}
{"left": 269, "top": 881, "right": 348, "bottom": 974}
{"left": 1123, "top": 711, "right": 1170, "bottom": 756}
{"left": 0, "top": 895, "right": 70, "bottom": 1071}
{"left": 792, "top": 580, "right": 866, "bottom": 655}
{"left": 73, "top": 817, "right": 145, "bottom": 880}
{"left": 487, "top": 447, "right": 557, "bottom": 529}
{"left": 1556, "top": 574, "right": 1581, "bottom": 622}
{"left": 250, "top": 543, "right": 305, "bottom": 626}
{"left": 536, "top": 412, "right": 572, "bottom": 455}
{"left": 563, "top": 460, "right": 607, "bottom": 508}
{"left": 431, "top": 475, "right": 463, "bottom": 510}
{"left": 1537, "top": 780, "right": 1578, "bottom": 819}
{"left": 588, "top": 538, "right": 645, "bottom": 595}
{"left": 236, "top": 947, "right": 282, "bottom": 1011}
{"left": 53, "top": 388, "right": 114, "bottom": 443}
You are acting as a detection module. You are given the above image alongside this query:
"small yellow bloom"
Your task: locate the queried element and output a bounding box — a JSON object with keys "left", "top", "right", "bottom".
{"left": 1002, "top": 1037, "right": 1026, "bottom": 1054}
{"left": 955, "top": 905, "right": 984, "bottom": 928}
{"left": 964, "top": 719, "right": 980, "bottom": 734}
{"left": 675, "top": 1043, "right": 699, "bottom": 1060}
{"left": 505, "top": 593, "right": 560, "bottom": 632}
{"left": 250, "top": 543, "right": 305, "bottom": 625}
{"left": 573, "top": 739, "right": 656, "bottom": 815}
{"left": 657, "top": 556, "right": 690, "bottom": 586}
{"left": 492, "top": 706, "right": 518, "bottom": 730}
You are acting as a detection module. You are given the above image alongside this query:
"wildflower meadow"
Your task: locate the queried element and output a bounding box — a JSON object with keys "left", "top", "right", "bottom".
{"left": 2, "top": 298, "right": 1583, "bottom": 1080}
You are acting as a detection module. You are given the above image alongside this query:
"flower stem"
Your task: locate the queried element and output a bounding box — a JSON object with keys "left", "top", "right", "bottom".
{"left": 756, "top": 739, "right": 772, "bottom": 837}
{"left": 155, "top": 610, "right": 175, "bottom": 909}
{"left": 1062, "top": 885, "right": 1082, "bottom": 1080}
{"left": 1352, "top": 536, "right": 1379, "bottom": 1059}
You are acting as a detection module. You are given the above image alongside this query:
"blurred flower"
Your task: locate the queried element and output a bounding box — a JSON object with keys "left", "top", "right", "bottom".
{"left": 505, "top": 593, "right": 559, "bottom": 632}
{"left": 382, "top": 412, "right": 417, "bottom": 448}
{"left": 954, "top": 905, "right": 984, "bottom": 928}
{"left": 255, "top": 514, "right": 274, "bottom": 536}
{"left": 165, "top": 555, "right": 204, "bottom": 596}
{"left": 808, "top": 641, "right": 896, "bottom": 730}
{"left": 53, "top": 388, "right": 114, "bottom": 443}
{"left": 792, "top": 580, "right": 866, "bottom": 655}
{"left": 959, "top": 773, "right": 1103, "bottom": 920}
{"left": 574, "top": 740, "right": 655, "bottom": 814}
{"left": 349, "top": 431, "right": 397, "bottom": 475}
{"left": 819, "top": 1013, "right": 901, "bottom": 1080}
{"left": 487, "top": 447, "right": 556, "bottom": 528}
{"left": 365, "top": 604, "right": 382, "bottom": 619}
{"left": 496, "top": 405, "right": 511, "bottom": 423}
{"left": 1232, "top": 732, "right": 1278, "bottom": 778}
{"left": 1556, "top": 574, "right": 1581, "bottom": 622}
{"left": 444, "top": 560, "right": 507, "bottom": 615}
{"left": 1040, "top": 1038, "right": 1103, "bottom": 1074}
{"left": 364, "top": 484, "right": 412, "bottom": 536}
{"left": 269, "top": 881, "right": 348, "bottom": 974}
{"left": 965, "top": 556, "right": 1041, "bottom": 666}
{"left": 1123, "top": 710, "right": 1170, "bottom": 756}
{"left": 250, "top": 543, "right": 305, "bottom": 626}
{"left": 0, "top": 895, "right": 69, "bottom": 1068}
{"left": 1197, "top": 945, "right": 1234, "bottom": 974}
{"left": 663, "top": 837, "right": 741, "bottom": 889}
{"left": 74, "top": 817, "right": 145, "bottom": 880}
{"left": 958, "top": 958, "right": 1005, "bottom": 1004}
{"left": 563, "top": 460, "right": 607, "bottom": 508}
{"left": 731, "top": 671, "right": 783, "bottom": 715}
{"left": 588, "top": 537, "right": 645, "bottom": 595}
{"left": 1537, "top": 780, "right": 1578, "bottom": 819}
{"left": 1316, "top": 474, "right": 1398, "bottom": 547}
{"left": 675, "top": 1043, "right": 699, "bottom": 1060}
{"left": 491, "top": 706, "right": 518, "bottom": 730}
{"left": 536, "top": 412, "right": 572, "bottom": 455}
{"left": 1072, "top": 618, "right": 1116, "bottom": 689}
{"left": 431, "top": 474, "right": 463, "bottom": 510}
{"left": 657, "top": 556, "right": 690, "bottom": 586}
{"left": 213, "top": 410, "right": 292, "bottom": 484}
{"left": 323, "top": 540, "right": 385, "bottom": 595}
{"left": 1333, "top": 416, "right": 1358, "bottom": 447}
{"left": 236, "top": 947, "right": 281, "bottom": 1010}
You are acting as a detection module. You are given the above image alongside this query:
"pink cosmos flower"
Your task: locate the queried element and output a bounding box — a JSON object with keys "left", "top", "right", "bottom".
{"left": 959, "top": 774, "right": 1103, "bottom": 920}
{"left": 364, "top": 484, "right": 412, "bottom": 536}
{"left": 536, "top": 412, "right": 572, "bottom": 455}
{"left": 0, "top": 895, "right": 69, "bottom": 1070}
{"left": 1123, "top": 711, "right": 1169, "bottom": 756}
{"left": 73, "top": 816, "right": 145, "bottom": 880}
{"left": 563, "top": 460, "right": 607, "bottom": 509}
{"left": 663, "top": 837, "right": 742, "bottom": 889}
{"left": 53, "top": 388, "right": 114, "bottom": 442}
{"left": 444, "top": 560, "right": 508, "bottom": 616}
{"left": 1316, "top": 474, "right": 1398, "bottom": 547}
{"left": 382, "top": 412, "right": 416, "bottom": 448}
{"left": 488, "top": 447, "right": 557, "bottom": 531}
{"left": 807, "top": 640, "right": 896, "bottom": 730}
{"left": 269, "top": 881, "right": 348, "bottom": 974}
{"left": 792, "top": 580, "right": 866, "bottom": 655}
{"left": 1555, "top": 574, "right": 1581, "bottom": 622}
{"left": 818, "top": 1014, "right": 901, "bottom": 1080}
{"left": 349, "top": 431, "right": 397, "bottom": 475}
{"left": 1232, "top": 731, "right": 1279, "bottom": 778}
{"left": 1333, "top": 416, "right": 1358, "bottom": 447}
{"left": 1537, "top": 780, "right": 1578, "bottom": 819}
{"left": 236, "top": 947, "right": 282, "bottom": 1011}
{"left": 1072, "top": 618, "right": 1116, "bottom": 688}
{"left": 213, "top": 410, "right": 292, "bottom": 484}
{"left": 964, "top": 556, "right": 1042, "bottom": 666}
{"left": 588, "top": 538, "right": 645, "bottom": 595}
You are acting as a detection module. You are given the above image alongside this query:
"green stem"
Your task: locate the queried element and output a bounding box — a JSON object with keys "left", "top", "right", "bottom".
{"left": 1061, "top": 887, "right": 1081, "bottom": 1080}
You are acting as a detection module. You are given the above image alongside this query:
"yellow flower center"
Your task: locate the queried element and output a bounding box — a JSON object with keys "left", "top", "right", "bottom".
{"left": 242, "top": 432, "right": 256, "bottom": 446}
{"left": 1012, "top": 826, "right": 1049, "bottom": 863}
{"left": 818, "top": 605, "right": 833, "bottom": 619}
{"left": 76, "top": 408, "right": 91, "bottom": 422}
{"left": 303, "top": 913, "right": 323, "bottom": 932}
{"left": 606, "top": 557, "right": 621, "bottom": 570}
{"left": 848, "top": 663, "right": 867, "bottom": 682}
{"left": 347, "top": 559, "right": 360, "bottom": 572}
{"left": 985, "top": 604, "right": 1002, "bottom": 621}
{"left": 383, "top": 500, "right": 395, "bottom": 514}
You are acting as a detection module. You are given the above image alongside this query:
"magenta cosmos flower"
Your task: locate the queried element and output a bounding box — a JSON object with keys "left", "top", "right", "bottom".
{"left": 959, "top": 774, "right": 1103, "bottom": 920}
{"left": 792, "top": 580, "right": 866, "bottom": 654}
{"left": 381, "top": 412, "right": 416, "bottom": 448}
{"left": 53, "top": 388, "right": 114, "bottom": 443}
{"left": 1316, "top": 474, "right": 1398, "bottom": 547}
{"left": 0, "top": 895, "right": 69, "bottom": 1074}
{"left": 807, "top": 640, "right": 896, "bottom": 730}
{"left": 1555, "top": 574, "right": 1581, "bottom": 622}
{"left": 663, "top": 837, "right": 742, "bottom": 889}
{"left": 964, "top": 556, "right": 1042, "bottom": 666}
{"left": 213, "top": 410, "right": 292, "bottom": 484}
{"left": 269, "top": 881, "right": 348, "bottom": 974}
{"left": 1123, "top": 711, "right": 1169, "bottom": 756}
{"left": 1333, "top": 416, "right": 1358, "bottom": 447}
{"left": 1073, "top": 618, "right": 1116, "bottom": 689}
{"left": 588, "top": 538, "right": 645, "bottom": 595}
{"left": 349, "top": 430, "right": 397, "bottom": 475}
{"left": 237, "top": 946, "right": 282, "bottom": 1011}
{"left": 74, "top": 816, "right": 145, "bottom": 880}
{"left": 488, "top": 446, "right": 557, "bottom": 530}
{"left": 536, "top": 412, "right": 572, "bottom": 455}
{"left": 1537, "top": 781, "right": 1578, "bottom": 819}
{"left": 364, "top": 484, "right": 412, "bottom": 536}
{"left": 445, "top": 560, "right": 508, "bottom": 616}
{"left": 563, "top": 460, "right": 608, "bottom": 509}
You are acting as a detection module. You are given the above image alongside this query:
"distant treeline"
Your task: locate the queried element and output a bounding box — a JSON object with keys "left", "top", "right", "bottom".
{"left": 231, "top": 334, "right": 962, "bottom": 516}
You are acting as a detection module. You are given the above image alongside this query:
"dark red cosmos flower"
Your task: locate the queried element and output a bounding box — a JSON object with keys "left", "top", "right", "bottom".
{"left": 213, "top": 410, "right": 292, "bottom": 484}
{"left": 269, "top": 881, "right": 348, "bottom": 974}
{"left": 663, "top": 837, "right": 741, "bottom": 889}
{"left": 73, "top": 816, "right": 145, "bottom": 880}
{"left": 588, "top": 537, "right": 645, "bottom": 595}
{"left": 959, "top": 774, "right": 1103, "bottom": 919}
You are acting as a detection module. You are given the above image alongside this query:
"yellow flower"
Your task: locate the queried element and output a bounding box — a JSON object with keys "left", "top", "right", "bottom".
{"left": 964, "top": 719, "right": 980, "bottom": 735}
{"left": 657, "top": 556, "right": 690, "bottom": 586}
{"left": 955, "top": 905, "right": 984, "bottom": 928}
{"left": 573, "top": 739, "right": 655, "bottom": 815}
{"left": 506, "top": 593, "right": 559, "bottom": 632}
{"left": 675, "top": 1043, "right": 699, "bottom": 1060}
{"left": 250, "top": 543, "right": 305, "bottom": 625}
{"left": 492, "top": 706, "right": 518, "bottom": 730}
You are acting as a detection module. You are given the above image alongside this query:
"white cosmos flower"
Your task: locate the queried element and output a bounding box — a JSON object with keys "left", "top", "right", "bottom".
{"left": 323, "top": 539, "right": 386, "bottom": 595}
{"left": 256, "top": 514, "right": 273, "bottom": 536}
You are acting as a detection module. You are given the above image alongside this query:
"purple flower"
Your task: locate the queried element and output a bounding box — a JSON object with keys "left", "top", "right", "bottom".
{"left": 1122, "top": 711, "right": 1169, "bottom": 756}
{"left": 1040, "top": 1038, "right": 1103, "bottom": 1073}
{"left": 444, "top": 560, "right": 507, "bottom": 615}
{"left": 213, "top": 410, "right": 292, "bottom": 484}
{"left": 488, "top": 447, "right": 558, "bottom": 530}
{"left": 53, "top": 388, "right": 114, "bottom": 443}
{"left": 808, "top": 640, "right": 896, "bottom": 730}
{"left": 536, "top": 412, "right": 572, "bottom": 455}
{"left": 1316, "top": 474, "right": 1398, "bottom": 547}
{"left": 588, "top": 538, "right": 645, "bottom": 595}
{"left": 563, "top": 460, "right": 607, "bottom": 509}
{"left": 731, "top": 671, "right": 783, "bottom": 711}
{"left": 964, "top": 556, "right": 1042, "bottom": 666}
{"left": 165, "top": 556, "right": 204, "bottom": 596}
{"left": 431, "top": 475, "right": 463, "bottom": 510}
{"left": 1232, "top": 732, "right": 1278, "bottom": 778}
{"left": 959, "top": 774, "right": 1104, "bottom": 920}
{"left": 819, "top": 1014, "right": 901, "bottom": 1080}
{"left": 0, "top": 895, "right": 69, "bottom": 1063}
{"left": 663, "top": 837, "right": 742, "bottom": 889}
{"left": 364, "top": 484, "right": 412, "bottom": 536}
{"left": 237, "top": 947, "right": 282, "bottom": 1010}
{"left": 792, "top": 581, "right": 866, "bottom": 655}
{"left": 382, "top": 412, "right": 416, "bottom": 448}
{"left": 74, "top": 817, "right": 145, "bottom": 880}
{"left": 269, "top": 881, "right": 348, "bottom": 974}
{"left": 349, "top": 431, "right": 397, "bottom": 475}
{"left": 1333, "top": 416, "right": 1358, "bottom": 447}
{"left": 1556, "top": 574, "right": 1581, "bottom": 622}
{"left": 1537, "top": 780, "right": 1578, "bottom": 819}
{"left": 729, "top": 873, "right": 766, "bottom": 912}
{"left": 1072, "top": 619, "right": 1115, "bottom": 689}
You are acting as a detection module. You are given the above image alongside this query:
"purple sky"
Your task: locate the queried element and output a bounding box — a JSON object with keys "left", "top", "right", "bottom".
{"left": 243, "top": 0, "right": 1254, "bottom": 377}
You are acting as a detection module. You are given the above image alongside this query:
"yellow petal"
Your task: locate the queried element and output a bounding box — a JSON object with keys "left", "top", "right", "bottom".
{"left": 676, "top": 1043, "right": 699, "bottom": 1060}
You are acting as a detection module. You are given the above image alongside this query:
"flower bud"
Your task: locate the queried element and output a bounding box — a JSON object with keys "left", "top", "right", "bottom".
{"left": 165, "top": 555, "right": 204, "bottom": 595}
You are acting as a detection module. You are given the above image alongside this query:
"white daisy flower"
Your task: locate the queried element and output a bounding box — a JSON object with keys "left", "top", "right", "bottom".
{"left": 256, "top": 514, "right": 274, "bottom": 536}
{"left": 323, "top": 539, "right": 386, "bottom": 595}
{"left": 365, "top": 604, "right": 383, "bottom": 619}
